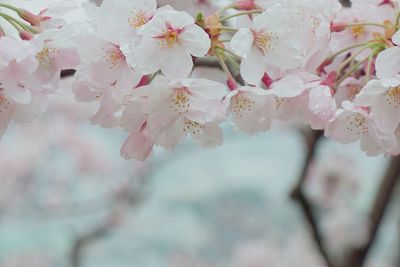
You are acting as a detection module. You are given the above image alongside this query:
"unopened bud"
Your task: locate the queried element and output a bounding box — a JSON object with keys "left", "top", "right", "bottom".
{"left": 19, "top": 31, "right": 33, "bottom": 40}
{"left": 234, "top": 0, "right": 257, "bottom": 10}
{"left": 136, "top": 75, "right": 151, "bottom": 88}
{"left": 262, "top": 72, "right": 273, "bottom": 88}
{"left": 227, "top": 77, "right": 238, "bottom": 91}
{"left": 330, "top": 22, "right": 347, "bottom": 32}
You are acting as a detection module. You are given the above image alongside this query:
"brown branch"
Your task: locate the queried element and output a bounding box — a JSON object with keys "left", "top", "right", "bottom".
{"left": 290, "top": 129, "right": 336, "bottom": 267}
{"left": 70, "top": 210, "right": 120, "bottom": 267}
{"left": 344, "top": 156, "right": 400, "bottom": 267}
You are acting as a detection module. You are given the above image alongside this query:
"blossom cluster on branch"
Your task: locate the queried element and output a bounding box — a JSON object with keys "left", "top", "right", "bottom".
{"left": 1, "top": 0, "right": 400, "bottom": 161}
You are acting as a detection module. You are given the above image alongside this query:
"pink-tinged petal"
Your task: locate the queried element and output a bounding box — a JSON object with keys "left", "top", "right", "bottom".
{"left": 134, "top": 37, "right": 161, "bottom": 75}
{"left": 13, "top": 94, "right": 47, "bottom": 123}
{"left": 354, "top": 80, "right": 388, "bottom": 107}
{"left": 181, "top": 24, "right": 211, "bottom": 57}
{"left": 160, "top": 47, "right": 193, "bottom": 79}
{"left": 360, "top": 132, "right": 384, "bottom": 156}
{"left": 90, "top": 93, "right": 119, "bottom": 128}
{"left": 371, "top": 94, "right": 400, "bottom": 133}
{"left": 230, "top": 28, "right": 254, "bottom": 57}
{"left": 164, "top": 10, "right": 194, "bottom": 29}
{"left": 53, "top": 47, "right": 80, "bottom": 70}
{"left": 72, "top": 79, "right": 105, "bottom": 102}
{"left": 0, "top": 93, "right": 14, "bottom": 138}
{"left": 191, "top": 122, "right": 223, "bottom": 149}
{"left": 308, "top": 86, "right": 337, "bottom": 123}
{"left": 240, "top": 46, "right": 266, "bottom": 85}
{"left": 392, "top": 29, "right": 400, "bottom": 46}
{"left": 268, "top": 75, "right": 305, "bottom": 97}
{"left": 120, "top": 131, "right": 153, "bottom": 161}
{"left": 225, "top": 88, "right": 274, "bottom": 135}
{"left": 185, "top": 79, "right": 227, "bottom": 100}
{"left": 325, "top": 102, "right": 369, "bottom": 144}
{"left": 152, "top": 116, "right": 186, "bottom": 150}
{"left": 375, "top": 47, "right": 400, "bottom": 87}
{"left": 120, "top": 102, "right": 147, "bottom": 132}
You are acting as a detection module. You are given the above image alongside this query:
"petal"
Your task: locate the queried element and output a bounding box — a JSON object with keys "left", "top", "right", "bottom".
{"left": 392, "top": 29, "right": 400, "bottom": 45}
{"left": 240, "top": 46, "right": 266, "bottom": 85}
{"left": 120, "top": 131, "right": 154, "bottom": 161}
{"left": 376, "top": 47, "right": 400, "bottom": 87}
{"left": 134, "top": 37, "right": 161, "bottom": 75}
{"left": 230, "top": 28, "right": 254, "bottom": 57}
{"left": 354, "top": 80, "right": 388, "bottom": 107}
{"left": 160, "top": 46, "right": 193, "bottom": 79}
{"left": 371, "top": 95, "right": 400, "bottom": 133}
{"left": 120, "top": 102, "right": 147, "bottom": 131}
{"left": 181, "top": 24, "right": 211, "bottom": 57}
{"left": 191, "top": 122, "right": 223, "bottom": 149}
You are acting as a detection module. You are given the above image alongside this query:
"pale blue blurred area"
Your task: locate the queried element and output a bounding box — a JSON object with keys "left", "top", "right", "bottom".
{"left": 0, "top": 115, "right": 398, "bottom": 266}
{"left": 0, "top": 1, "right": 399, "bottom": 267}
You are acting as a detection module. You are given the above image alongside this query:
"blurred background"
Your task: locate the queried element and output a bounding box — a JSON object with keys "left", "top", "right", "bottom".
{"left": 0, "top": 1, "right": 399, "bottom": 267}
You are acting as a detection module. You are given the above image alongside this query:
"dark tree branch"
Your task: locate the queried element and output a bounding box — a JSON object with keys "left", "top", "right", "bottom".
{"left": 290, "top": 129, "right": 336, "bottom": 267}
{"left": 344, "top": 156, "right": 400, "bottom": 267}
{"left": 70, "top": 210, "right": 120, "bottom": 267}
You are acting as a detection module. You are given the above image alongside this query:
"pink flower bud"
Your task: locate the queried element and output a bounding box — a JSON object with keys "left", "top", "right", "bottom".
{"left": 330, "top": 22, "right": 347, "bottom": 32}
{"left": 262, "top": 72, "right": 273, "bottom": 88}
{"left": 135, "top": 75, "right": 151, "bottom": 88}
{"left": 379, "top": 0, "right": 395, "bottom": 7}
{"left": 19, "top": 9, "right": 41, "bottom": 26}
{"left": 19, "top": 31, "right": 33, "bottom": 40}
{"left": 227, "top": 77, "right": 238, "bottom": 91}
{"left": 19, "top": 9, "right": 50, "bottom": 27}
{"left": 234, "top": 0, "right": 257, "bottom": 11}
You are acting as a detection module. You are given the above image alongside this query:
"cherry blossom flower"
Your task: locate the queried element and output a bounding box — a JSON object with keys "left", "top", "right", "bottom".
{"left": 230, "top": 6, "right": 305, "bottom": 84}
{"left": 119, "top": 85, "right": 154, "bottom": 161}
{"left": 265, "top": 73, "right": 337, "bottom": 130}
{"left": 330, "top": 2, "right": 390, "bottom": 61}
{"left": 33, "top": 27, "right": 80, "bottom": 89}
{"left": 72, "top": 35, "right": 141, "bottom": 127}
{"left": 94, "top": 0, "right": 157, "bottom": 44}
{"left": 375, "top": 30, "right": 400, "bottom": 87}
{"left": 143, "top": 77, "right": 226, "bottom": 150}
{"left": 133, "top": 9, "right": 211, "bottom": 79}
{"left": 355, "top": 79, "right": 400, "bottom": 133}
{"left": 325, "top": 101, "right": 395, "bottom": 155}
{"left": 223, "top": 86, "right": 274, "bottom": 135}
{"left": 0, "top": 36, "right": 40, "bottom": 104}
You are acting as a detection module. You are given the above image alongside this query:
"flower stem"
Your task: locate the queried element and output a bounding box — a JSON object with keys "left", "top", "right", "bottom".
{"left": 345, "top": 22, "right": 386, "bottom": 29}
{"left": 214, "top": 49, "right": 235, "bottom": 81}
{"left": 365, "top": 53, "right": 374, "bottom": 83}
{"left": 0, "top": 2, "right": 21, "bottom": 15}
{"left": 209, "top": 26, "right": 238, "bottom": 32}
{"left": 335, "top": 44, "right": 371, "bottom": 74}
{"left": 0, "top": 12, "right": 36, "bottom": 33}
{"left": 215, "top": 46, "right": 240, "bottom": 60}
{"left": 216, "top": 3, "right": 235, "bottom": 15}
{"left": 328, "top": 42, "right": 369, "bottom": 61}
{"left": 396, "top": 11, "right": 400, "bottom": 30}
{"left": 335, "top": 57, "right": 368, "bottom": 88}
{"left": 220, "top": 10, "right": 262, "bottom": 22}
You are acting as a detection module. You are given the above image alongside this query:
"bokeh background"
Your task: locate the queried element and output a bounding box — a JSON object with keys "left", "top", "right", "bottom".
{"left": 0, "top": 1, "right": 399, "bottom": 267}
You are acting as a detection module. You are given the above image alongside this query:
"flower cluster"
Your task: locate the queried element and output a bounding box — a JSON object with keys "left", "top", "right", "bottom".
{"left": 0, "top": 1, "right": 79, "bottom": 137}
{"left": 3, "top": 0, "right": 400, "bottom": 160}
